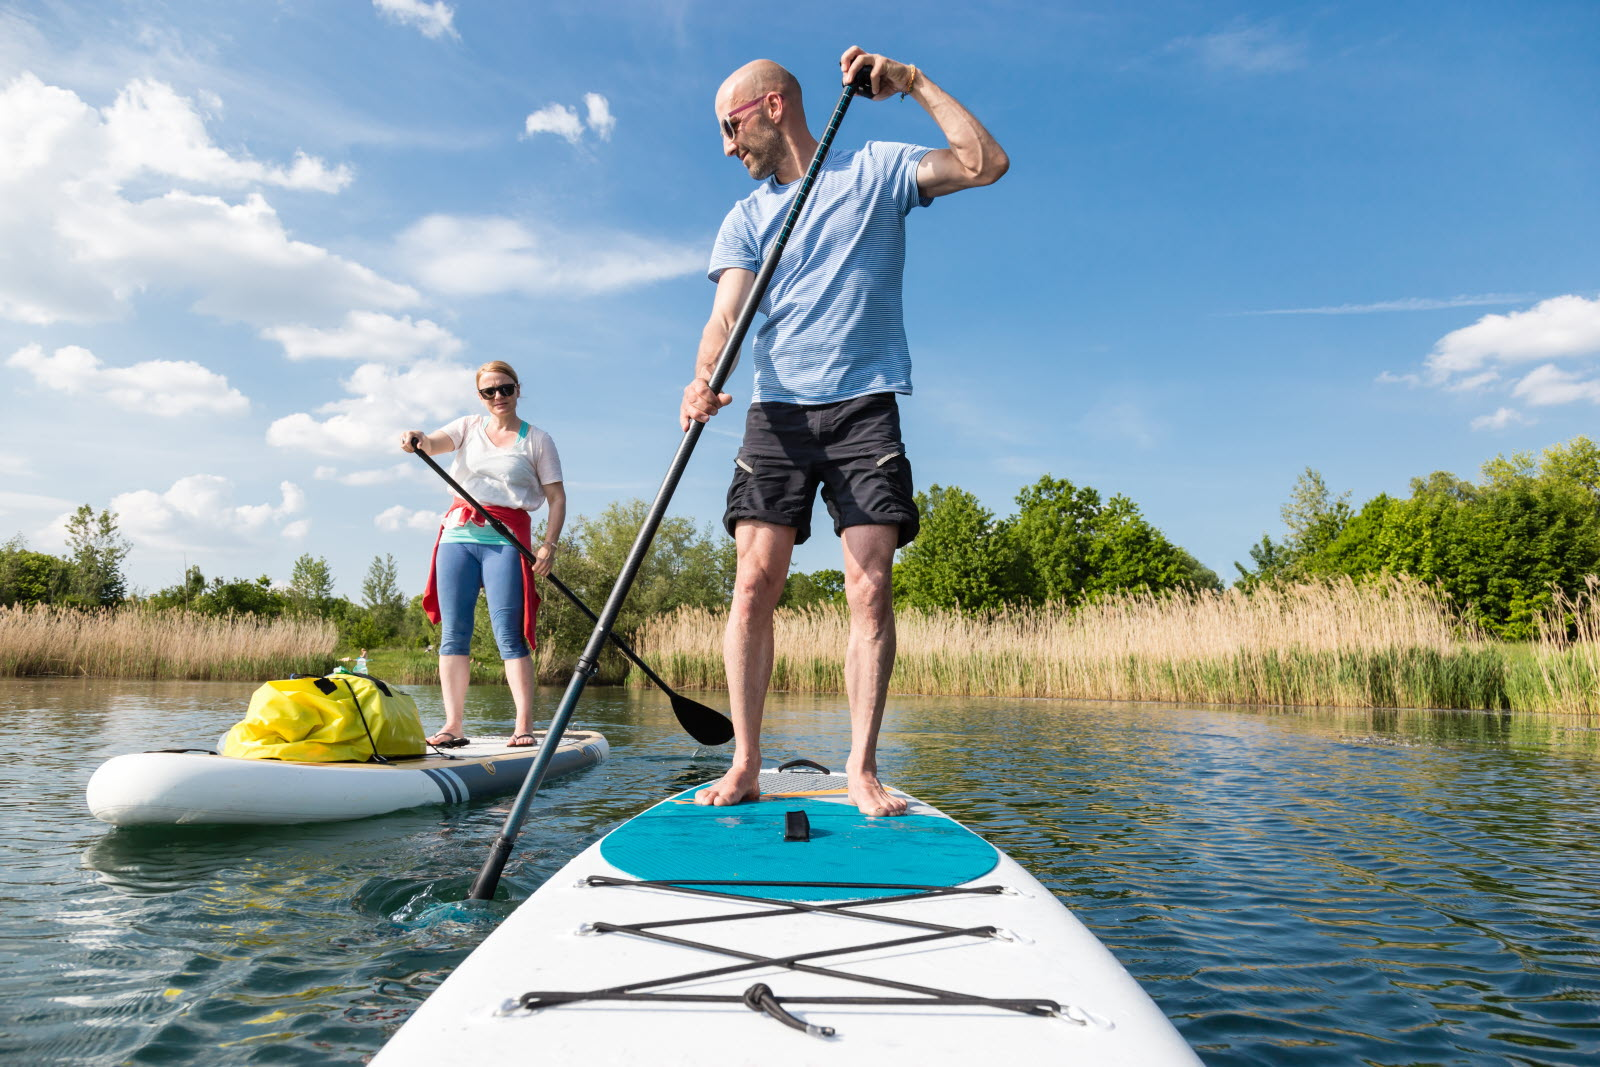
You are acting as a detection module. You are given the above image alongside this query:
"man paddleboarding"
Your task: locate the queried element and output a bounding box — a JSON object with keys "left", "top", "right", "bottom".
{"left": 682, "top": 47, "right": 1008, "bottom": 816}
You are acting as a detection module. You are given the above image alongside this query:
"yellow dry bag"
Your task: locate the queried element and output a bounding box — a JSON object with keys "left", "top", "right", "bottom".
{"left": 222, "top": 674, "right": 427, "bottom": 763}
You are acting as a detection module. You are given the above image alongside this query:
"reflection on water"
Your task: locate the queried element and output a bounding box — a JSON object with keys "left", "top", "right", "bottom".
{"left": 1, "top": 679, "right": 1597, "bottom": 1064}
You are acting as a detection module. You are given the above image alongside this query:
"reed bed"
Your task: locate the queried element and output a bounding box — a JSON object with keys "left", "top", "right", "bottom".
{"left": 634, "top": 575, "right": 1572, "bottom": 712}
{"left": 0, "top": 604, "right": 336, "bottom": 680}
{"left": 1519, "top": 575, "right": 1600, "bottom": 713}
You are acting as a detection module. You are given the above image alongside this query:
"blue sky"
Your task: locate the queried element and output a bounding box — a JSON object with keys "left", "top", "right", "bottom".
{"left": 2, "top": 1, "right": 1597, "bottom": 599}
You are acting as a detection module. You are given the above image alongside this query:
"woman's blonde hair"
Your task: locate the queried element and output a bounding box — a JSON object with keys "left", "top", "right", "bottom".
{"left": 475, "top": 360, "right": 519, "bottom": 385}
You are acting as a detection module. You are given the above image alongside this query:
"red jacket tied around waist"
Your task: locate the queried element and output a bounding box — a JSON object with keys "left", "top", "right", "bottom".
{"left": 422, "top": 499, "right": 542, "bottom": 653}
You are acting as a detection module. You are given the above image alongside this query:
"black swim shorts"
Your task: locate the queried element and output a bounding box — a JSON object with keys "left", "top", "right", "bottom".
{"left": 723, "top": 392, "right": 918, "bottom": 547}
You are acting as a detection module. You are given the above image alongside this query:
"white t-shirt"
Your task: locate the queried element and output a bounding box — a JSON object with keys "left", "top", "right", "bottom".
{"left": 434, "top": 415, "right": 563, "bottom": 512}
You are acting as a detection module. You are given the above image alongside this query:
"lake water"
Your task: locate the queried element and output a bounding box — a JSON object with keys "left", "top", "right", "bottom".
{"left": 2, "top": 677, "right": 1598, "bottom": 1065}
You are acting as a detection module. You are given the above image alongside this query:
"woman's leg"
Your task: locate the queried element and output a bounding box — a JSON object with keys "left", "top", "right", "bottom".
{"left": 481, "top": 543, "right": 535, "bottom": 743}
{"left": 433, "top": 542, "right": 483, "bottom": 743}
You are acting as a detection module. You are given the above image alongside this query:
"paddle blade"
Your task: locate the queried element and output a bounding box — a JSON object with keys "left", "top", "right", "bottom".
{"left": 670, "top": 691, "right": 734, "bottom": 746}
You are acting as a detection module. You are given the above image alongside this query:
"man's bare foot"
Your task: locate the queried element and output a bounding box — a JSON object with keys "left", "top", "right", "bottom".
{"left": 848, "top": 770, "right": 907, "bottom": 816}
{"left": 695, "top": 764, "right": 763, "bottom": 806}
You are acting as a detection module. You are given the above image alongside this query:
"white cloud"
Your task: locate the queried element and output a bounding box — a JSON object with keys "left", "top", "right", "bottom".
{"left": 99, "top": 476, "right": 307, "bottom": 551}
{"left": 376, "top": 504, "right": 442, "bottom": 532}
{"left": 1510, "top": 364, "right": 1600, "bottom": 407}
{"left": 397, "top": 214, "right": 701, "bottom": 297}
{"left": 266, "top": 358, "right": 470, "bottom": 457}
{"left": 102, "top": 79, "right": 352, "bottom": 192}
{"left": 64, "top": 189, "right": 417, "bottom": 325}
{"left": 262, "top": 311, "right": 462, "bottom": 361}
{"left": 584, "top": 93, "right": 616, "bottom": 140}
{"left": 7, "top": 342, "right": 248, "bottom": 416}
{"left": 1168, "top": 21, "right": 1305, "bottom": 74}
{"left": 373, "top": 0, "right": 458, "bottom": 40}
{"left": 1391, "top": 294, "right": 1600, "bottom": 425}
{"left": 0, "top": 72, "right": 414, "bottom": 328}
{"left": 1445, "top": 370, "right": 1501, "bottom": 393}
{"left": 1375, "top": 370, "right": 1420, "bottom": 386}
{"left": 1470, "top": 407, "right": 1532, "bottom": 432}
{"left": 1426, "top": 295, "right": 1600, "bottom": 377}
{"left": 0, "top": 490, "right": 73, "bottom": 530}
{"left": 523, "top": 103, "right": 584, "bottom": 144}
{"left": 1240, "top": 293, "right": 1533, "bottom": 316}
{"left": 523, "top": 94, "right": 615, "bottom": 144}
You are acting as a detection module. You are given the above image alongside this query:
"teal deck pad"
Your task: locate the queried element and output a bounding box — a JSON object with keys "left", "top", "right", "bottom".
{"left": 600, "top": 783, "right": 999, "bottom": 901}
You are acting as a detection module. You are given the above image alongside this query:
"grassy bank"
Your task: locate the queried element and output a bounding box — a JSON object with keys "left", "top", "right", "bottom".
{"left": 11, "top": 576, "right": 1600, "bottom": 715}
{"left": 633, "top": 576, "right": 1600, "bottom": 715}
{"left": 0, "top": 604, "right": 336, "bottom": 680}
{"left": 0, "top": 602, "right": 617, "bottom": 686}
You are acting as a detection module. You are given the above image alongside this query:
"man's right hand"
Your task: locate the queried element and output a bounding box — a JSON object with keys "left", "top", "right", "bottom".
{"left": 680, "top": 377, "right": 733, "bottom": 431}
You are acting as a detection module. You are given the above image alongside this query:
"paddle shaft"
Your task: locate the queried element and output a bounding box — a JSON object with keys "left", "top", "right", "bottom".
{"left": 467, "top": 69, "right": 873, "bottom": 901}
{"left": 407, "top": 445, "right": 683, "bottom": 697}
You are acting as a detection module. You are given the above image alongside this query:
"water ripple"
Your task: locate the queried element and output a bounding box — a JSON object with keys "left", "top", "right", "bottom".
{"left": 1, "top": 681, "right": 1598, "bottom": 1064}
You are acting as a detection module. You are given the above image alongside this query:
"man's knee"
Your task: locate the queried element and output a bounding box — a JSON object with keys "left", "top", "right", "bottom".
{"left": 730, "top": 558, "right": 787, "bottom": 615}
{"left": 844, "top": 561, "right": 894, "bottom": 623}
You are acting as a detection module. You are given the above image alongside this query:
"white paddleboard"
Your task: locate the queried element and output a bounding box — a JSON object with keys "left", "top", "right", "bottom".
{"left": 375, "top": 764, "right": 1201, "bottom": 1065}
{"left": 86, "top": 731, "right": 609, "bottom": 826}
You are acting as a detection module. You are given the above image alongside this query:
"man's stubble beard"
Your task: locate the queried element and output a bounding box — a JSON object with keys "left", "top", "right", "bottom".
{"left": 743, "top": 121, "right": 785, "bottom": 181}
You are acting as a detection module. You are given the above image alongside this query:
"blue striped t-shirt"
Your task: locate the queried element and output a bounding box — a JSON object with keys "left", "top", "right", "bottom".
{"left": 709, "top": 140, "right": 932, "bottom": 406}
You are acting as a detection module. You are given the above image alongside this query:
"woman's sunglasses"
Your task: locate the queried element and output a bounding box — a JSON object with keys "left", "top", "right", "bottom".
{"left": 478, "top": 383, "right": 518, "bottom": 399}
{"left": 721, "top": 92, "right": 780, "bottom": 140}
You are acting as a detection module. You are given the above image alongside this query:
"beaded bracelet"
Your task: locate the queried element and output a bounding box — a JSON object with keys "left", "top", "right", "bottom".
{"left": 900, "top": 64, "right": 920, "bottom": 100}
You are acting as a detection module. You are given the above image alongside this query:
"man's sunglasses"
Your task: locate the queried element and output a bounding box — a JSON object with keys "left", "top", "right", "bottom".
{"left": 478, "top": 383, "right": 518, "bottom": 399}
{"left": 721, "top": 92, "right": 781, "bottom": 140}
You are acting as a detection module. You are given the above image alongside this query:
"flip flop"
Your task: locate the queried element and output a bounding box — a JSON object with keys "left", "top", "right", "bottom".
{"left": 428, "top": 731, "right": 470, "bottom": 749}
{"left": 506, "top": 732, "right": 538, "bottom": 748}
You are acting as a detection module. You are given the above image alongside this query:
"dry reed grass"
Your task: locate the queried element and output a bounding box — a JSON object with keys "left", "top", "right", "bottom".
{"left": 1524, "top": 575, "right": 1600, "bottom": 713}
{"left": 0, "top": 604, "right": 336, "bottom": 680}
{"left": 635, "top": 575, "right": 1544, "bottom": 711}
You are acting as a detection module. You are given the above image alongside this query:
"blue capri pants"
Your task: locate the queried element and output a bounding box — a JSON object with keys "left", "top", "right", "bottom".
{"left": 435, "top": 541, "right": 529, "bottom": 659}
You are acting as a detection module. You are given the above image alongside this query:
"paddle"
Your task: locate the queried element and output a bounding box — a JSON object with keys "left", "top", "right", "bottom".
{"left": 463, "top": 66, "right": 876, "bottom": 902}
{"left": 406, "top": 442, "right": 734, "bottom": 746}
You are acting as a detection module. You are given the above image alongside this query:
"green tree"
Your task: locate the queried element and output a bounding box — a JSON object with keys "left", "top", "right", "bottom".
{"left": 146, "top": 564, "right": 207, "bottom": 610}
{"left": 894, "top": 485, "right": 1016, "bottom": 610}
{"left": 1287, "top": 437, "right": 1600, "bottom": 638}
{"left": 1006, "top": 476, "right": 1098, "bottom": 603}
{"left": 1008, "top": 476, "right": 1214, "bottom": 603}
{"left": 1234, "top": 534, "right": 1291, "bottom": 586}
{"left": 780, "top": 568, "right": 846, "bottom": 607}
{"left": 358, "top": 553, "right": 406, "bottom": 642}
{"left": 1535, "top": 435, "right": 1600, "bottom": 497}
{"left": 0, "top": 535, "right": 73, "bottom": 606}
{"left": 287, "top": 554, "right": 336, "bottom": 617}
{"left": 63, "top": 505, "right": 130, "bottom": 606}
{"left": 1235, "top": 468, "right": 1353, "bottom": 584}
{"left": 1175, "top": 548, "right": 1223, "bottom": 591}
{"left": 200, "top": 575, "right": 285, "bottom": 617}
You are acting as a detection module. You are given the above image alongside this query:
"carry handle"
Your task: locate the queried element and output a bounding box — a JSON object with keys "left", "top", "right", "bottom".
{"left": 776, "top": 758, "right": 832, "bottom": 775}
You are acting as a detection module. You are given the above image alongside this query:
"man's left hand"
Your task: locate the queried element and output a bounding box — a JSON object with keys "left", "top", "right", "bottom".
{"left": 841, "top": 46, "right": 915, "bottom": 101}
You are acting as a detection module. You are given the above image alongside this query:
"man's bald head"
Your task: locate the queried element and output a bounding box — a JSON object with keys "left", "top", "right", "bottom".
{"left": 716, "top": 59, "right": 804, "bottom": 119}
{"left": 716, "top": 59, "right": 813, "bottom": 181}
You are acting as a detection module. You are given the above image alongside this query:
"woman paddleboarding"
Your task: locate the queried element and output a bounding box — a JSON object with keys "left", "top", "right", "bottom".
{"left": 401, "top": 360, "right": 565, "bottom": 749}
